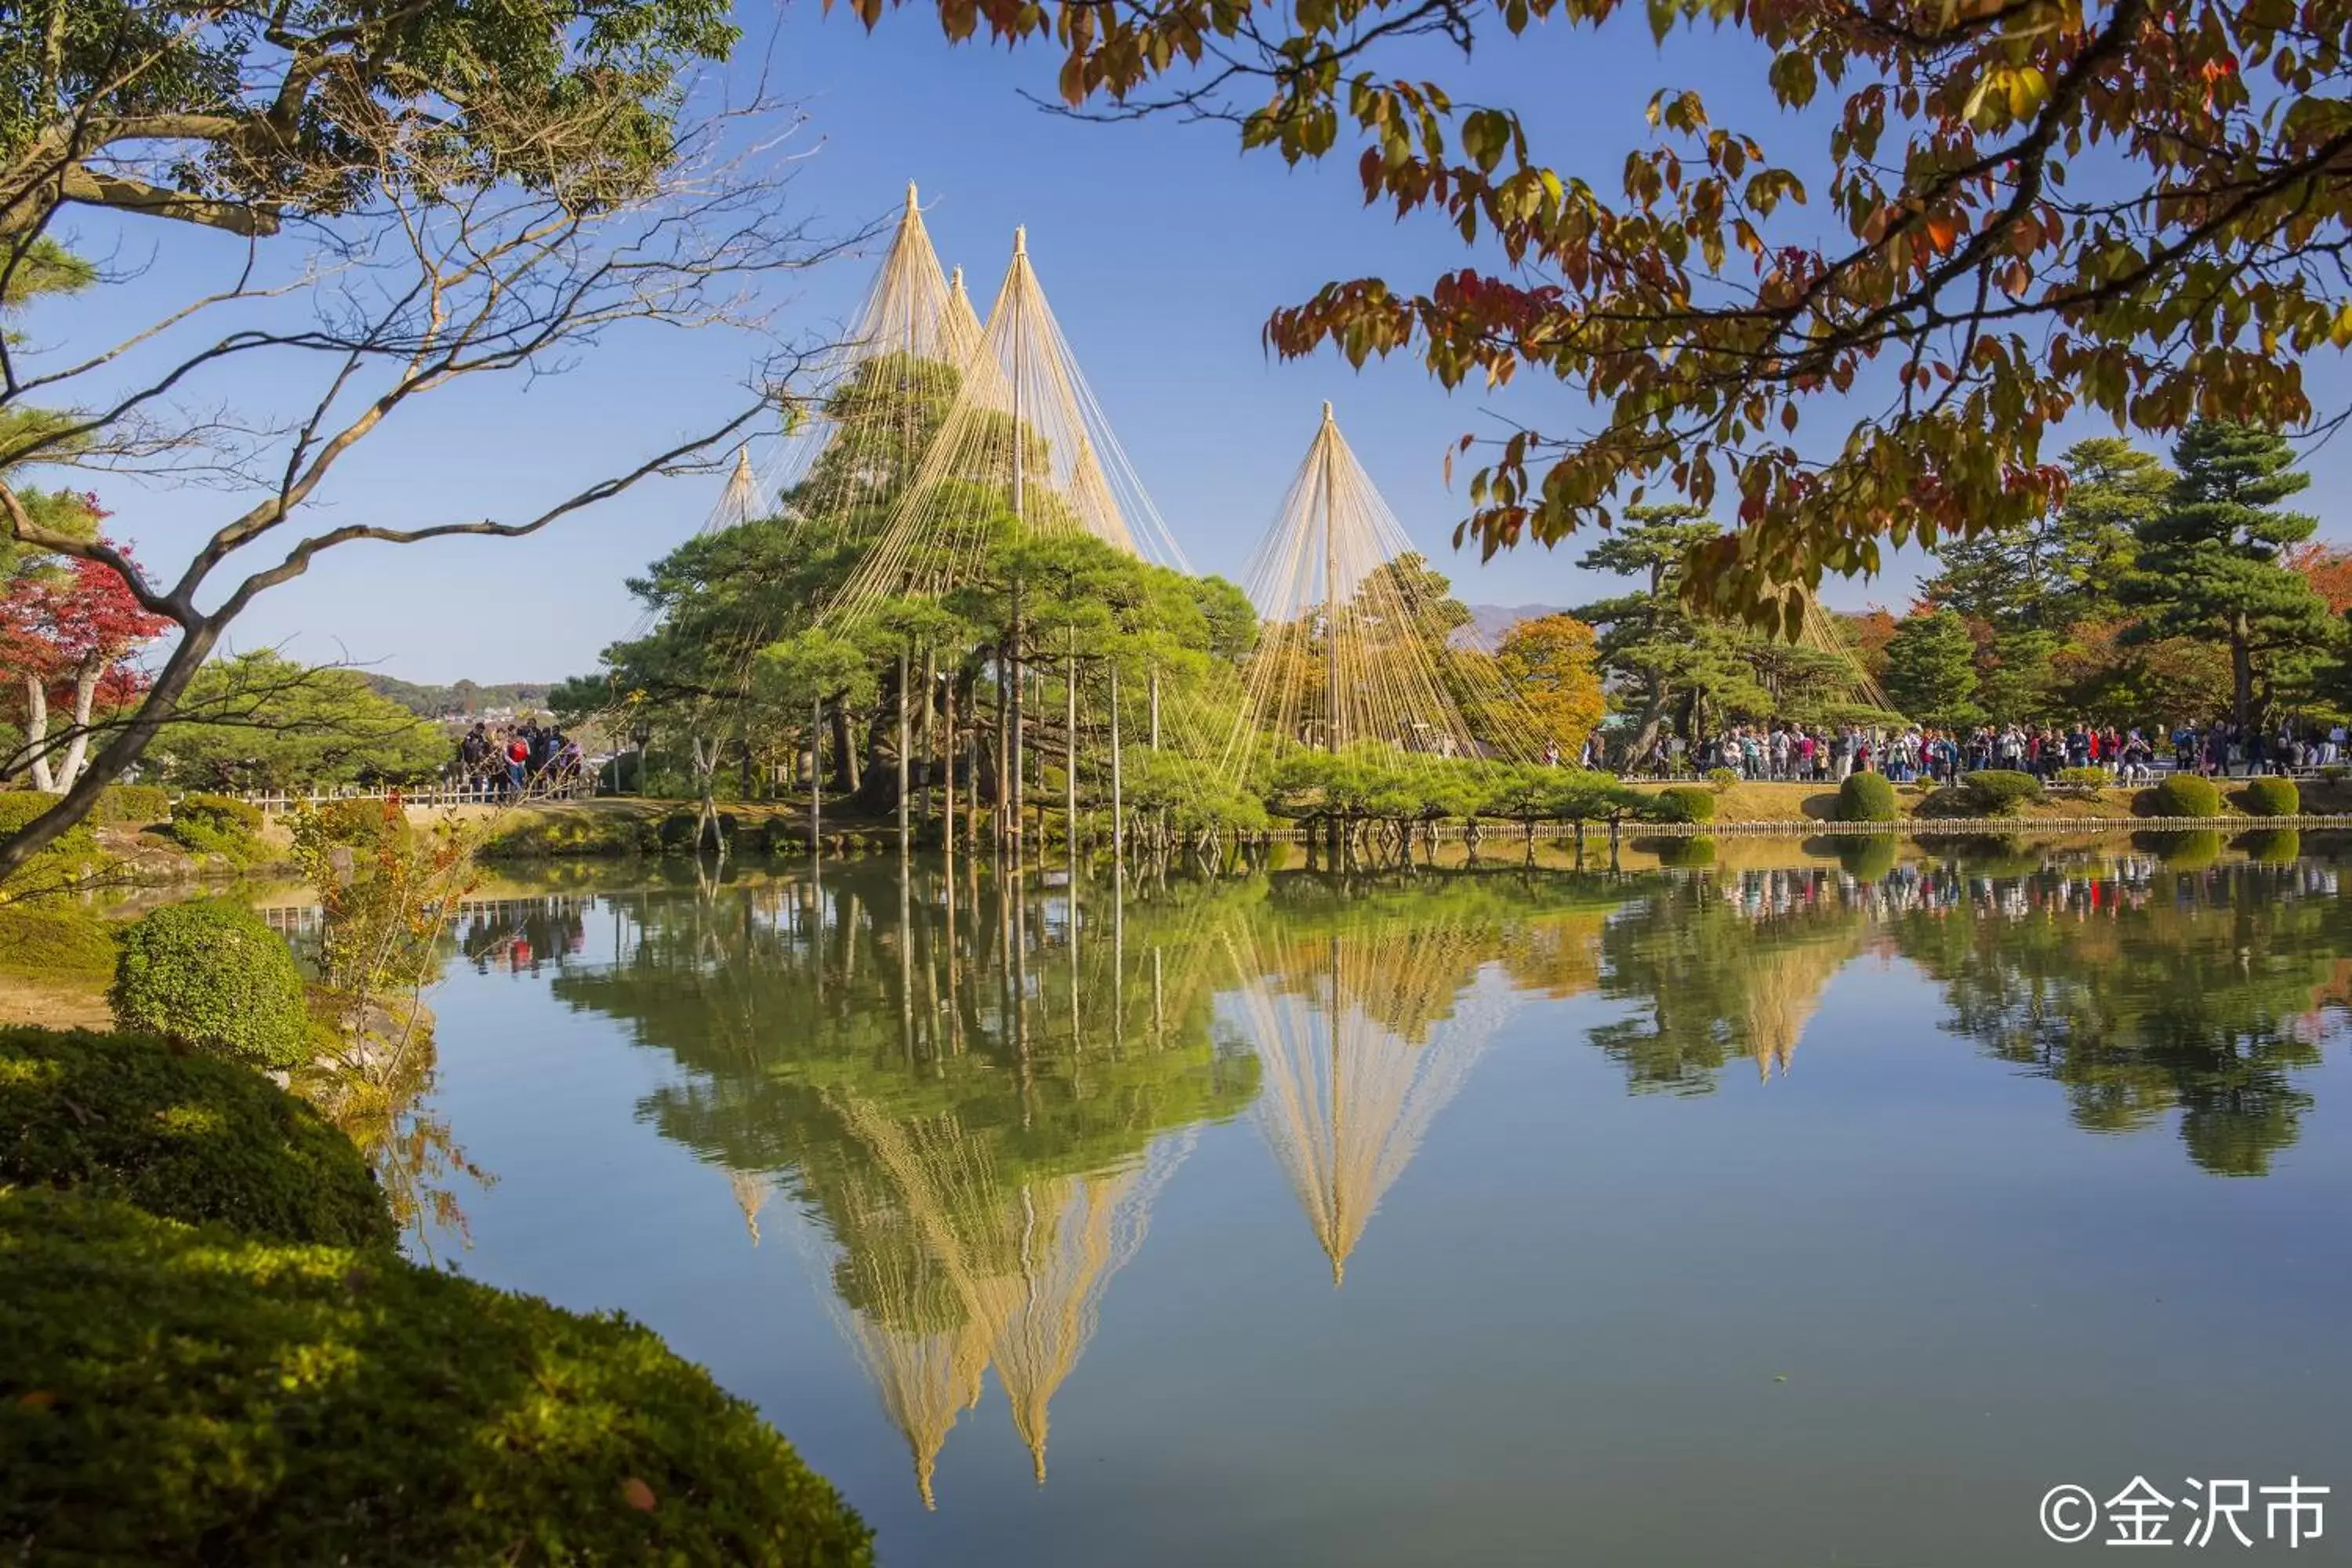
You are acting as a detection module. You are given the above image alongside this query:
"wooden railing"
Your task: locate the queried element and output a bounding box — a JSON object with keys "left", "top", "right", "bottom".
{"left": 233, "top": 777, "right": 599, "bottom": 813}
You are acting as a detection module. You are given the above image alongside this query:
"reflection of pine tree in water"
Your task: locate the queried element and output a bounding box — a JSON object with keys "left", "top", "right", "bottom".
{"left": 1891, "top": 859, "right": 2342, "bottom": 1175}
{"left": 551, "top": 866, "right": 1259, "bottom": 1508}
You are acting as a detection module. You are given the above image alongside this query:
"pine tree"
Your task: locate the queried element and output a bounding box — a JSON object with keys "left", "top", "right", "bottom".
{"left": 2127, "top": 422, "right": 2336, "bottom": 728}
{"left": 1883, "top": 609, "right": 1984, "bottom": 729}
{"left": 1573, "top": 506, "right": 1767, "bottom": 756}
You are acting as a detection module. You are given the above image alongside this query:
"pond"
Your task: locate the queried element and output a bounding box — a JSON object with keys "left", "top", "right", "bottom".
{"left": 341, "top": 837, "right": 2351, "bottom": 1565}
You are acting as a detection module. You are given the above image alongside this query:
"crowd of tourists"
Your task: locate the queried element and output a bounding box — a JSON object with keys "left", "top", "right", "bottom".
{"left": 1584, "top": 720, "right": 2351, "bottom": 783}
{"left": 449, "top": 721, "right": 586, "bottom": 800}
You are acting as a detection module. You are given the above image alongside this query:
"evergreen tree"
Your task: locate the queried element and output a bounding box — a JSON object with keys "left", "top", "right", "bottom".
{"left": 2126, "top": 422, "right": 2336, "bottom": 728}
{"left": 1883, "top": 609, "right": 1984, "bottom": 729}
{"left": 1573, "top": 506, "right": 1767, "bottom": 756}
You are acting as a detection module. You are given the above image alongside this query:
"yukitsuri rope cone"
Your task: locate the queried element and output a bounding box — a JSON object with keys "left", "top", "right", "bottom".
{"left": 1223, "top": 403, "right": 1547, "bottom": 782}
{"left": 827, "top": 223, "right": 1188, "bottom": 619}
{"left": 703, "top": 182, "right": 981, "bottom": 539}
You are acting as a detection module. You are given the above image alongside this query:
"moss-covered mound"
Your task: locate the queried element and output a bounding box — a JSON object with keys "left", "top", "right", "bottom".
{"left": 0, "top": 903, "right": 115, "bottom": 986}
{"left": 0, "top": 1027, "right": 393, "bottom": 1248}
{"left": 0, "top": 1191, "right": 874, "bottom": 1567}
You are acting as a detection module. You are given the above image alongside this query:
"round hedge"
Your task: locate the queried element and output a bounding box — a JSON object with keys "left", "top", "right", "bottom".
{"left": 0, "top": 1192, "right": 874, "bottom": 1567}
{"left": 0, "top": 1027, "right": 392, "bottom": 1248}
{"left": 1704, "top": 767, "right": 1740, "bottom": 792}
{"left": 1961, "top": 768, "right": 2044, "bottom": 813}
{"left": 1833, "top": 771, "right": 1900, "bottom": 822}
{"left": 109, "top": 900, "right": 313, "bottom": 1069}
{"left": 1650, "top": 785, "right": 1717, "bottom": 824}
{"left": 2151, "top": 772, "right": 2223, "bottom": 818}
{"left": 2239, "top": 776, "right": 2299, "bottom": 817}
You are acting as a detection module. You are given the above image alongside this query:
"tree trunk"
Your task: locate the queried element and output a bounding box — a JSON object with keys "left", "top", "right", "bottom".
{"left": 829, "top": 705, "right": 858, "bottom": 793}
{"left": 2231, "top": 615, "right": 2255, "bottom": 731}
{"left": 1627, "top": 674, "right": 1668, "bottom": 762}
{"left": 22, "top": 673, "right": 54, "bottom": 793}
{"left": 48, "top": 658, "right": 103, "bottom": 794}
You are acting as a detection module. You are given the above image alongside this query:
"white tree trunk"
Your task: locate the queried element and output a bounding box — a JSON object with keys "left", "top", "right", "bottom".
{"left": 23, "top": 673, "right": 56, "bottom": 793}
{"left": 52, "top": 659, "right": 102, "bottom": 794}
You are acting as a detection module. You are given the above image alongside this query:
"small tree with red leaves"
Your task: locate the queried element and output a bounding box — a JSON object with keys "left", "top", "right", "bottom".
{"left": 2, "top": 533, "right": 174, "bottom": 794}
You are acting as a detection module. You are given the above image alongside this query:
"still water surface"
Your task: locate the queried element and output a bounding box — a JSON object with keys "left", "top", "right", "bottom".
{"left": 384, "top": 839, "right": 2352, "bottom": 1565}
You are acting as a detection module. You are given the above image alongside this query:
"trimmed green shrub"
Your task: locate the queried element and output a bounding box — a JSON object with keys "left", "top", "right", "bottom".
{"left": 2054, "top": 765, "right": 2111, "bottom": 793}
{"left": 165, "top": 792, "right": 267, "bottom": 862}
{"left": 93, "top": 783, "right": 172, "bottom": 825}
{"left": 1649, "top": 785, "right": 1718, "bottom": 824}
{"left": 1834, "top": 771, "right": 1900, "bottom": 822}
{"left": 656, "top": 811, "right": 701, "bottom": 851}
{"left": 0, "top": 1027, "right": 392, "bottom": 1247}
{"left": 0, "top": 1191, "right": 874, "bottom": 1566}
{"left": 2323, "top": 764, "right": 2349, "bottom": 783}
{"left": 109, "top": 900, "right": 312, "bottom": 1069}
{"left": 1705, "top": 767, "right": 1740, "bottom": 793}
{"left": 2151, "top": 772, "right": 2223, "bottom": 818}
{"left": 1961, "top": 768, "right": 2044, "bottom": 814}
{"left": 2238, "top": 776, "right": 2299, "bottom": 817}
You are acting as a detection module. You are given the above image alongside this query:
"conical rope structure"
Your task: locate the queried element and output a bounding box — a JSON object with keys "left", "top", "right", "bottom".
{"left": 1223, "top": 909, "right": 1516, "bottom": 1286}
{"left": 705, "top": 445, "right": 764, "bottom": 534}
{"left": 710, "top": 182, "right": 979, "bottom": 539}
{"left": 1223, "top": 404, "right": 1546, "bottom": 782}
{"left": 827, "top": 225, "right": 1189, "bottom": 620}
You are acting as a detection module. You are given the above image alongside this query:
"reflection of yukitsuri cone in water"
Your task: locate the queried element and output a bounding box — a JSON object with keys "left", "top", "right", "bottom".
{"left": 991, "top": 1132, "right": 1190, "bottom": 1484}
{"left": 1230, "top": 920, "right": 1515, "bottom": 1285}
{"left": 817, "top": 1097, "right": 1019, "bottom": 1510}
{"left": 727, "top": 1166, "right": 776, "bottom": 1246}
{"left": 1737, "top": 923, "right": 1869, "bottom": 1083}
{"left": 812, "top": 1092, "right": 1193, "bottom": 1507}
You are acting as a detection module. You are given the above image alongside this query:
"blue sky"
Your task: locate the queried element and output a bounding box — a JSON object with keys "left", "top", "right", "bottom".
{"left": 42, "top": 1, "right": 2352, "bottom": 682}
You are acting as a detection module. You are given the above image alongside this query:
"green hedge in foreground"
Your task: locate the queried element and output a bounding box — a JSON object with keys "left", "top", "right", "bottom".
{"left": 0, "top": 1027, "right": 392, "bottom": 1248}
{"left": 0, "top": 1191, "right": 875, "bottom": 1567}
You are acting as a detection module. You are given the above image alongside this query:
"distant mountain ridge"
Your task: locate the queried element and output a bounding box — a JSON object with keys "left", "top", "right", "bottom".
{"left": 364, "top": 675, "right": 551, "bottom": 718}
{"left": 1464, "top": 603, "right": 1575, "bottom": 651}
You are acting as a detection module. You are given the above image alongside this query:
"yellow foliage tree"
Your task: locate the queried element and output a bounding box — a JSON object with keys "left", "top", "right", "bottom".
{"left": 1494, "top": 615, "right": 1606, "bottom": 753}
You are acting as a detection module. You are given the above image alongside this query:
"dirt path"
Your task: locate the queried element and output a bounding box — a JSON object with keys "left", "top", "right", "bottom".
{"left": 0, "top": 976, "right": 112, "bottom": 1030}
